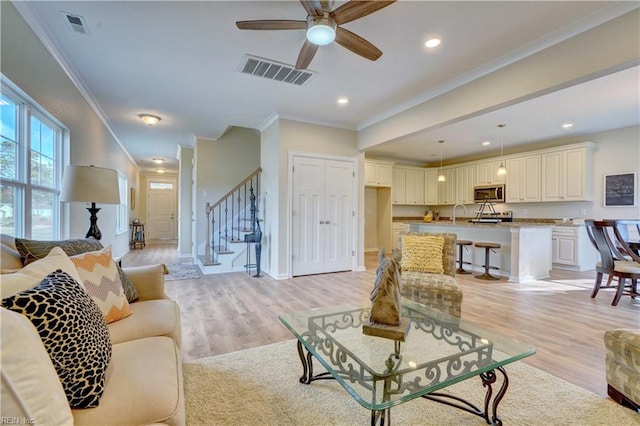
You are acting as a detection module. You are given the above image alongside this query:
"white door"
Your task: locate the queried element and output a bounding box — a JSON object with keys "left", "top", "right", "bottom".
{"left": 147, "top": 180, "right": 176, "bottom": 240}
{"left": 292, "top": 156, "right": 353, "bottom": 276}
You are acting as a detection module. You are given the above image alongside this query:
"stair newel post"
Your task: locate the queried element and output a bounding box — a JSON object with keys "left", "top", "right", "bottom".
{"left": 205, "top": 202, "right": 212, "bottom": 264}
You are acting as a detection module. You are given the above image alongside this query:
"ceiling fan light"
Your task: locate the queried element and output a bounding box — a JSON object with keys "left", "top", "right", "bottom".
{"left": 306, "top": 16, "right": 336, "bottom": 46}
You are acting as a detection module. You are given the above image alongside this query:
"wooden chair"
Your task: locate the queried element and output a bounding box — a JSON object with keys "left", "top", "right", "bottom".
{"left": 585, "top": 219, "right": 640, "bottom": 306}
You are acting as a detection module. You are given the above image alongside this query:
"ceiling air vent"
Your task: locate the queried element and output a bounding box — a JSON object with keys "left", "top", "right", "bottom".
{"left": 61, "top": 12, "right": 90, "bottom": 35}
{"left": 238, "top": 55, "right": 314, "bottom": 86}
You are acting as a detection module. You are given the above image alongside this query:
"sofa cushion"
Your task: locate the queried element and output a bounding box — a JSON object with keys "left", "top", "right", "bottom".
{"left": 1, "top": 307, "right": 74, "bottom": 425}
{"left": 0, "top": 235, "right": 22, "bottom": 273}
{"left": 0, "top": 246, "right": 84, "bottom": 298}
{"left": 1, "top": 269, "right": 112, "bottom": 408}
{"left": 71, "top": 336, "right": 185, "bottom": 426}
{"left": 108, "top": 299, "right": 182, "bottom": 347}
{"left": 400, "top": 234, "right": 445, "bottom": 274}
{"left": 14, "top": 237, "right": 139, "bottom": 302}
{"left": 71, "top": 247, "right": 133, "bottom": 323}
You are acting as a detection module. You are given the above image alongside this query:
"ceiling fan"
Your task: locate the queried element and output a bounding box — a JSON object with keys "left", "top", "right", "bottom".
{"left": 236, "top": 0, "right": 397, "bottom": 70}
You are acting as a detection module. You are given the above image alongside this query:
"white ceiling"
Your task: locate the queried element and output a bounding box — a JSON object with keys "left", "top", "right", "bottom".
{"left": 14, "top": 1, "right": 640, "bottom": 172}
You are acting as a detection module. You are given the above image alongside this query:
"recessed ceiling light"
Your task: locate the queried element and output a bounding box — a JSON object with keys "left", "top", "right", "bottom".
{"left": 425, "top": 38, "right": 441, "bottom": 48}
{"left": 156, "top": 168, "right": 165, "bottom": 174}
{"left": 562, "top": 122, "right": 574, "bottom": 129}
{"left": 337, "top": 97, "right": 349, "bottom": 105}
{"left": 152, "top": 157, "right": 165, "bottom": 164}
{"left": 482, "top": 140, "right": 491, "bottom": 146}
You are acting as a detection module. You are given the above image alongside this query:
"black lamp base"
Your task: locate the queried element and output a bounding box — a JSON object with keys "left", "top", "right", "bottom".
{"left": 85, "top": 203, "right": 102, "bottom": 240}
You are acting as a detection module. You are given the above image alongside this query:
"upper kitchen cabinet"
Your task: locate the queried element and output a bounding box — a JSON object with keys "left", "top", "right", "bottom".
{"left": 392, "top": 167, "right": 406, "bottom": 204}
{"left": 364, "top": 160, "right": 393, "bottom": 187}
{"left": 541, "top": 143, "right": 595, "bottom": 202}
{"left": 392, "top": 166, "right": 424, "bottom": 205}
{"left": 506, "top": 154, "right": 541, "bottom": 203}
{"left": 455, "top": 164, "right": 476, "bottom": 204}
{"left": 437, "top": 167, "right": 457, "bottom": 205}
{"left": 476, "top": 160, "right": 506, "bottom": 185}
{"left": 424, "top": 169, "right": 439, "bottom": 205}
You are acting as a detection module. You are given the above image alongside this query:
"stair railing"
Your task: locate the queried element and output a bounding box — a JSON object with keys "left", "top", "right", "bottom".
{"left": 204, "top": 167, "right": 261, "bottom": 266}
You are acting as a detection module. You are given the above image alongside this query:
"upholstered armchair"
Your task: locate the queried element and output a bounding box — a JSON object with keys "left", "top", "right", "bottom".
{"left": 604, "top": 328, "right": 640, "bottom": 410}
{"left": 398, "top": 232, "right": 463, "bottom": 318}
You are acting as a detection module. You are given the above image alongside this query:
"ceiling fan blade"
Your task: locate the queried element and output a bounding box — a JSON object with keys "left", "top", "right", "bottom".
{"left": 236, "top": 20, "right": 307, "bottom": 30}
{"left": 296, "top": 40, "right": 319, "bottom": 69}
{"left": 330, "top": 0, "right": 397, "bottom": 25}
{"left": 299, "top": 0, "right": 323, "bottom": 16}
{"left": 335, "top": 27, "right": 382, "bottom": 61}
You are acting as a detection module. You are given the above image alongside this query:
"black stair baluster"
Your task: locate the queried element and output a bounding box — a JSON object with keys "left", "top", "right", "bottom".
{"left": 224, "top": 198, "right": 229, "bottom": 252}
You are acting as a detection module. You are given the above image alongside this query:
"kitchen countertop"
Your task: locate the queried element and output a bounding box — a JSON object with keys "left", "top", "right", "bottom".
{"left": 394, "top": 217, "right": 584, "bottom": 227}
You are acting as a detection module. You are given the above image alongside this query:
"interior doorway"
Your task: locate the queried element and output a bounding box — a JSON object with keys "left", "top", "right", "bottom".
{"left": 146, "top": 178, "right": 177, "bottom": 241}
{"left": 290, "top": 154, "right": 355, "bottom": 277}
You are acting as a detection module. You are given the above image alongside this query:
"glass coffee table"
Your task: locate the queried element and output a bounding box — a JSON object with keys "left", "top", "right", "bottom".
{"left": 279, "top": 299, "right": 535, "bottom": 425}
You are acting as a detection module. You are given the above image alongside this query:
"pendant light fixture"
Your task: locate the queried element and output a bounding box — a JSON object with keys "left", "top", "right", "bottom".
{"left": 437, "top": 140, "right": 446, "bottom": 182}
{"left": 497, "top": 124, "right": 507, "bottom": 176}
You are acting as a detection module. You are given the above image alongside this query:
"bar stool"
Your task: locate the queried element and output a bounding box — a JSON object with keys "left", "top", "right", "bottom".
{"left": 455, "top": 240, "right": 473, "bottom": 274}
{"left": 474, "top": 242, "right": 501, "bottom": 280}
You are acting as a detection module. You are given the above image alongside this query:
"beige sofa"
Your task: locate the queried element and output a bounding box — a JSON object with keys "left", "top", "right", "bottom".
{"left": 1, "top": 236, "right": 185, "bottom": 425}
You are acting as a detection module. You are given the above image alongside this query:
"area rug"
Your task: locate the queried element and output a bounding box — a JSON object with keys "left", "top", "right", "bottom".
{"left": 164, "top": 263, "right": 200, "bottom": 281}
{"left": 183, "top": 340, "right": 639, "bottom": 425}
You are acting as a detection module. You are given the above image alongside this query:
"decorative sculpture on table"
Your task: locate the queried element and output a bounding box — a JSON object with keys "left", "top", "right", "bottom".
{"left": 363, "top": 248, "right": 410, "bottom": 341}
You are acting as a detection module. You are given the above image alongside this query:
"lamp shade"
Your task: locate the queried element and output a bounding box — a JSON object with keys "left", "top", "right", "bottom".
{"left": 60, "top": 165, "right": 120, "bottom": 204}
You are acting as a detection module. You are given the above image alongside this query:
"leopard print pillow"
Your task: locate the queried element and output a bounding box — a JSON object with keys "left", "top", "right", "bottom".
{"left": 1, "top": 269, "right": 112, "bottom": 408}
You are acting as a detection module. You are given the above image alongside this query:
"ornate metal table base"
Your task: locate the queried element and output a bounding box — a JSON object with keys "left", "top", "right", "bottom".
{"left": 296, "top": 341, "right": 509, "bottom": 426}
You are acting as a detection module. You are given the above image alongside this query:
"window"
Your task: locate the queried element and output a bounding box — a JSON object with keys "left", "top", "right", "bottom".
{"left": 116, "top": 171, "right": 128, "bottom": 234}
{"left": 0, "top": 78, "right": 65, "bottom": 239}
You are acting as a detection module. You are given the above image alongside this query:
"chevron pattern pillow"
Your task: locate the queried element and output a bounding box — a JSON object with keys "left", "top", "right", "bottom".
{"left": 70, "top": 247, "right": 132, "bottom": 323}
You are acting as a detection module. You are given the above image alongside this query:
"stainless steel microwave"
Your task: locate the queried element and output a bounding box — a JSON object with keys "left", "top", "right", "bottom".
{"left": 473, "top": 184, "right": 505, "bottom": 203}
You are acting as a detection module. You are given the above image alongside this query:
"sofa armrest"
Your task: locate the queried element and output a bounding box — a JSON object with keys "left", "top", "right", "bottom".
{"left": 122, "top": 264, "right": 168, "bottom": 301}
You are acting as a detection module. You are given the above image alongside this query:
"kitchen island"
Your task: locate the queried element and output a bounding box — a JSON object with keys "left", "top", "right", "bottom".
{"left": 409, "top": 221, "right": 553, "bottom": 283}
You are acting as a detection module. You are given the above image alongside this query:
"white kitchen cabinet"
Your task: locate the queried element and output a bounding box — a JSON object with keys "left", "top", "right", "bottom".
{"left": 552, "top": 225, "right": 598, "bottom": 271}
{"left": 405, "top": 168, "right": 425, "bottom": 205}
{"left": 437, "top": 168, "right": 457, "bottom": 205}
{"left": 476, "top": 160, "right": 506, "bottom": 185}
{"left": 505, "top": 155, "right": 541, "bottom": 203}
{"left": 392, "top": 222, "right": 409, "bottom": 249}
{"left": 392, "top": 167, "right": 406, "bottom": 204}
{"left": 455, "top": 165, "right": 476, "bottom": 204}
{"left": 424, "top": 169, "right": 439, "bottom": 205}
{"left": 393, "top": 166, "right": 425, "bottom": 205}
{"left": 541, "top": 145, "right": 594, "bottom": 201}
{"left": 364, "top": 160, "right": 393, "bottom": 187}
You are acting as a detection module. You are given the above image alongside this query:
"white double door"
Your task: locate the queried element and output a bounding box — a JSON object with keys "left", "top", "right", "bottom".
{"left": 292, "top": 156, "right": 354, "bottom": 276}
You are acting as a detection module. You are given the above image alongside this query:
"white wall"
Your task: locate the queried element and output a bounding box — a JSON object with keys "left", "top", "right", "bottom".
{"left": 1, "top": 2, "right": 138, "bottom": 257}
{"left": 193, "top": 128, "right": 261, "bottom": 257}
{"left": 263, "top": 119, "right": 361, "bottom": 279}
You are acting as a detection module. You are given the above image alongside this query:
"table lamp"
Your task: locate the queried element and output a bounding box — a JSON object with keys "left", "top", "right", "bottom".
{"left": 60, "top": 165, "right": 120, "bottom": 240}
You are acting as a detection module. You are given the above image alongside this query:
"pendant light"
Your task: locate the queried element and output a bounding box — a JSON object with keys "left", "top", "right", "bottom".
{"left": 497, "top": 124, "right": 507, "bottom": 176}
{"left": 437, "top": 140, "right": 446, "bottom": 182}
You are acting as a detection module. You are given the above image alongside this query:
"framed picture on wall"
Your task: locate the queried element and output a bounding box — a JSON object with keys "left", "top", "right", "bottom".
{"left": 604, "top": 172, "right": 636, "bottom": 207}
{"left": 130, "top": 187, "right": 136, "bottom": 209}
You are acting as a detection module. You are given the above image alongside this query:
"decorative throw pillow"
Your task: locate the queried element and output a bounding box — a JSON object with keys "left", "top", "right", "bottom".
{"left": 401, "top": 234, "right": 445, "bottom": 274}
{"left": 1, "top": 269, "right": 112, "bottom": 408}
{"left": 71, "top": 247, "right": 133, "bottom": 323}
{"left": 14, "top": 237, "right": 139, "bottom": 303}
{"left": 0, "top": 247, "right": 84, "bottom": 298}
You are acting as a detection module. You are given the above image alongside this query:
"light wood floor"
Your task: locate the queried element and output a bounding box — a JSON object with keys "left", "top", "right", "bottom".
{"left": 122, "top": 242, "right": 640, "bottom": 400}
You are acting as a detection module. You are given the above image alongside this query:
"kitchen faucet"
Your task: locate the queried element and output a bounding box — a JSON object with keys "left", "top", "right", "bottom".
{"left": 452, "top": 203, "right": 467, "bottom": 224}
